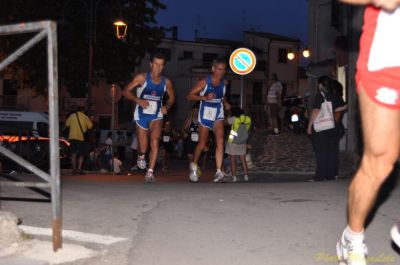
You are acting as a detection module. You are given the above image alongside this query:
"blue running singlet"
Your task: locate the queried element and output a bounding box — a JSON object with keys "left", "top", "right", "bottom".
{"left": 198, "top": 76, "right": 226, "bottom": 130}
{"left": 134, "top": 73, "right": 166, "bottom": 129}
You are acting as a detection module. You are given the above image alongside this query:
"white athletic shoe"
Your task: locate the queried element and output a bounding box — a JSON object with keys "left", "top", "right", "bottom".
{"left": 213, "top": 171, "right": 225, "bottom": 183}
{"left": 336, "top": 230, "right": 368, "bottom": 265}
{"left": 144, "top": 170, "right": 155, "bottom": 183}
{"left": 244, "top": 175, "right": 249, "bottom": 182}
{"left": 390, "top": 221, "right": 400, "bottom": 248}
{"left": 232, "top": 176, "right": 237, "bottom": 182}
{"left": 137, "top": 155, "right": 147, "bottom": 170}
{"left": 189, "top": 163, "right": 200, "bottom": 182}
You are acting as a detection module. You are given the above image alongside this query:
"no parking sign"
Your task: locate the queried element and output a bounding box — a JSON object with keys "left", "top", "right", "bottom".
{"left": 229, "top": 48, "right": 256, "bottom": 108}
{"left": 229, "top": 48, "right": 256, "bottom": 75}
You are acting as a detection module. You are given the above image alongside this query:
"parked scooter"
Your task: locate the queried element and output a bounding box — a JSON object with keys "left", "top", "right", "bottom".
{"left": 289, "top": 105, "right": 307, "bottom": 134}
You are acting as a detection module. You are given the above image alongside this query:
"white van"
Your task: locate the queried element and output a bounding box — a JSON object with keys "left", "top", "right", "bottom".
{"left": 0, "top": 111, "right": 49, "bottom": 137}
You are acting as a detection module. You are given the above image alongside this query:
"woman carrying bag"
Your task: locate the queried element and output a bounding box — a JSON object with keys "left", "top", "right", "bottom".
{"left": 307, "top": 76, "right": 346, "bottom": 181}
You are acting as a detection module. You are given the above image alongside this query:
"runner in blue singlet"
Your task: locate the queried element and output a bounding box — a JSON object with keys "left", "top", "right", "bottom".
{"left": 187, "top": 58, "right": 231, "bottom": 183}
{"left": 134, "top": 72, "right": 166, "bottom": 129}
{"left": 122, "top": 53, "right": 175, "bottom": 183}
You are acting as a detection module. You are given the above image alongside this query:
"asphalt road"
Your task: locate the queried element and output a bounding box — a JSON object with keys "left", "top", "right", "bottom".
{"left": 1, "top": 171, "right": 400, "bottom": 265}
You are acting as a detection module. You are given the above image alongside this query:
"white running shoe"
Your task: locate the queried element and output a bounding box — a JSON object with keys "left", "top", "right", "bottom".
{"left": 244, "top": 175, "right": 249, "bottom": 182}
{"left": 213, "top": 171, "right": 225, "bottom": 183}
{"left": 336, "top": 230, "right": 368, "bottom": 265}
{"left": 144, "top": 170, "right": 155, "bottom": 183}
{"left": 390, "top": 222, "right": 400, "bottom": 248}
{"left": 189, "top": 163, "right": 200, "bottom": 182}
{"left": 232, "top": 176, "right": 237, "bottom": 182}
{"left": 137, "top": 155, "right": 147, "bottom": 170}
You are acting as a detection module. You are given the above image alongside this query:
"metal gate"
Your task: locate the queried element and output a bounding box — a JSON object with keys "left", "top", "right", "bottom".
{"left": 0, "top": 21, "right": 61, "bottom": 251}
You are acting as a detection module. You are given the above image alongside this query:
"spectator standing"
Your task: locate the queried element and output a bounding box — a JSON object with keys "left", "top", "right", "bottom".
{"left": 225, "top": 106, "right": 251, "bottom": 182}
{"left": 65, "top": 106, "right": 93, "bottom": 175}
{"left": 266, "top": 73, "right": 283, "bottom": 135}
{"left": 307, "top": 76, "right": 346, "bottom": 181}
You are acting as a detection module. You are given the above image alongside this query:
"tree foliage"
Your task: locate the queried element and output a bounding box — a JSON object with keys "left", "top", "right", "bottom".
{"left": 0, "top": 0, "right": 166, "bottom": 97}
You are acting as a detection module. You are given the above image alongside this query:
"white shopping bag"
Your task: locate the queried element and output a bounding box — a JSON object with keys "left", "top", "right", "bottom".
{"left": 313, "top": 92, "right": 335, "bottom": 132}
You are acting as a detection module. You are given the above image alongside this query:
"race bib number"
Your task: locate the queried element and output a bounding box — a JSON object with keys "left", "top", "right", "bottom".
{"left": 203, "top": 106, "right": 217, "bottom": 121}
{"left": 163, "top": 135, "right": 170, "bottom": 142}
{"left": 191, "top": 132, "right": 199, "bottom": 142}
{"left": 143, "top": 101, "right": 157, "bottom": 115}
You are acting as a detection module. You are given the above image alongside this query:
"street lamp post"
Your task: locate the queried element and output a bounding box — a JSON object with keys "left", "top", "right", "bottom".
{"left": 81, "top": 0, "right": 104, "bottom": 112}
{"left": 86, "top": 0, "right": 127, "bottom": 112}
{"left": 87, "top": 0, "right": 94, "bottom": 111}
{"left": 63, "top": 0, "right": 126, "bottom": 112}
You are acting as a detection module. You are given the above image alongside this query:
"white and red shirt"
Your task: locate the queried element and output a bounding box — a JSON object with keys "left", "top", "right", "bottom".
{"left": 356, "top": 6, "right": 400, "bottom": 108}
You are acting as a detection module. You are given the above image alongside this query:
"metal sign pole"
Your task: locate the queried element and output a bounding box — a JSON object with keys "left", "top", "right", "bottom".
{"left": 109, "top": 84, "right": 122, "bottom": 173}
{"left": 229, "top": 48, "right": 256, "bottom": 110}
{"left": 111, "top": 85, "right": 115, "bottom": 172}
{"left": 240, "top": 76, "right": 244, "bottom": 109}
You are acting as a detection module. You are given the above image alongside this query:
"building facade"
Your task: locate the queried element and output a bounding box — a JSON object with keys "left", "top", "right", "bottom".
{"left": 133, "top": 31, "right": 301, "bottom": 128}
{"left": 0, "top": 30, "right": 303, "bottom": 130}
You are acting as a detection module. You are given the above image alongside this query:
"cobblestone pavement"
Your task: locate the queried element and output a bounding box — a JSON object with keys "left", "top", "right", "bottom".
{"left": 249, "top": 129, "right": 357, "bottom": 178}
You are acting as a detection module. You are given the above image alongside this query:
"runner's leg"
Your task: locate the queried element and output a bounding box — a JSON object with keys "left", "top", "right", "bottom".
{"left": 348, "top": 88, "right": 400, "bottom": 232}
{"left": 148, "top": 119, "right": 163, "bottom": 171}
{"left": 213, "top": 120, "right": 224, "bottom": 170}
{"left": 193, "top": 125, "right": 209, "bottom": 165}
{"left": 136, "top": 124, "right": 149, "bottom": 155}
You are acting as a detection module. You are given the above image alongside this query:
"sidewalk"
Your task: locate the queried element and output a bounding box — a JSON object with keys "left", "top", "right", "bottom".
{"left": 249, "top": 129, "right": 357, "bottom": 178}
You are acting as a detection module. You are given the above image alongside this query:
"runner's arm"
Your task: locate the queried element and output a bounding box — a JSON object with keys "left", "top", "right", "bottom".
{"left": 187, "top": 79, "right": 208, "bottom": 101}
{"left": 122, "top": 73, "right": 146, "bottom": 104}
{"left": 223, "top": 97, "right": 231, "bottom": 111}
{"left": 164, "top": 79, "right": 175, "bottom": 110}
{"left": 161, "top": 79, "right": 175, "bottom": 115}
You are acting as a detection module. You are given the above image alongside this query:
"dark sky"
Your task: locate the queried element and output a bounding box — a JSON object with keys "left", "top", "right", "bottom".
{"left": 156, "top": 0, "right": 308, "bottom": 44}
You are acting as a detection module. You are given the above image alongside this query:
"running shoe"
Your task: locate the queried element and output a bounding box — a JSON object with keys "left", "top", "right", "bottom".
{"left": 390, "top": 221, "right": 400, "bottom": 248}
{"left": 213, "top": 171, "right": 225, "bottom": 183}
{"left": 244, "top": 174, "right": 249, "bottom": 182}
{"left": 189, "top": 163, "right": 200, "bottom": 182}
{"left": 137, "top": 155, "right": 147, "bottom": 170}
{"left": 337, "top": 230, "right": 368, "bottom": 265}
{"left": 144, "top": 170, "right": 155, "bottom": 183}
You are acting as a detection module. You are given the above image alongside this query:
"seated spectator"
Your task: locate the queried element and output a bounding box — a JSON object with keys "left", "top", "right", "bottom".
{"left": 110, "top": 152, "right": 126, "bottom": 175}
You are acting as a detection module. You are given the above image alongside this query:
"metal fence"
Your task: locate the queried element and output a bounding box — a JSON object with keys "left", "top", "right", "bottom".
{"left": 0, "top": 21, "right": 61, "bottom": 251}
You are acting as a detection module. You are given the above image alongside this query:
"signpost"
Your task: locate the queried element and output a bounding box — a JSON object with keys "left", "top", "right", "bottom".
{"left": 229, "top": 48, "right": 256, "bottom": 108}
